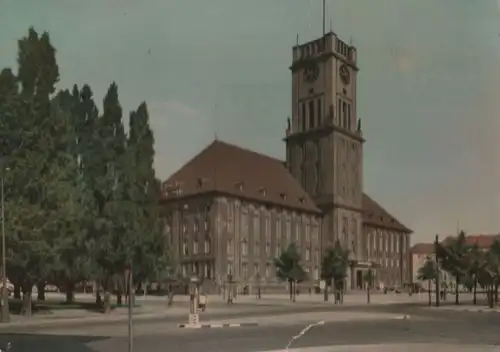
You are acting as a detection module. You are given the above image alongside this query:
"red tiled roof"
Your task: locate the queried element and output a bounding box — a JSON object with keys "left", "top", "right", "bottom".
{"left": 161, "top": 140, "right": 320, "bottom": 213}
{"left": 362, "top": 194, "right": 412, "bottom": 233}
{"left": 410, "top": 243, "right": 434, "bottom": 254}
{"left": 161, "top": 140, "right": 412, "bottom": 233}
{"left": 465, "top": 234, "right": 500, "bottom": 248}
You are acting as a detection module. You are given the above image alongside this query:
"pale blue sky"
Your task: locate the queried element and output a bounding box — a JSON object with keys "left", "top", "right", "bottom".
{"left": 1, "top": 0, "right": 500, "bottom": 242}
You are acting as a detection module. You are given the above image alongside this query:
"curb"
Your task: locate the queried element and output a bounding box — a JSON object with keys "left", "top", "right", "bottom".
{"left": 179, "top": 322, "right": 258, "bottom": 329}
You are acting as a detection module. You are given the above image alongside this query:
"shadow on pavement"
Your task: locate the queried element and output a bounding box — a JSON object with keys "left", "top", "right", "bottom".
{"left": 0, "top": 333, "right": 108, "bottom": 352}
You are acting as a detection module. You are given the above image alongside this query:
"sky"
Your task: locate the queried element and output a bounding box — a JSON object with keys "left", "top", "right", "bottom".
{"left": 1, "top": 0, "right": 500, "bottom": 243}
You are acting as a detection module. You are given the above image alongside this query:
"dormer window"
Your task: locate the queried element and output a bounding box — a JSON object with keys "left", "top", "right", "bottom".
{"left": 234, "top": 181, "right": 244, "bottom": 191}
{"left": 196, "top": 177, "right": 203, "bottom": 189}
{"left": 279, "top": 193, "right": 287, "bottom": 200}
{"left": 298, "top": 197, "right": 305, "bottom": 204}
{"left": 380, "top": 216, "right": 384, "bottom": 221}
{"left": 259, "top": 188, "right": 267, "bottom": 196}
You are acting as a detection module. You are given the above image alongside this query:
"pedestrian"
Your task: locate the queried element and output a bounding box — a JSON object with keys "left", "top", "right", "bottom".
{"left": 199, "top": 293, "right": 207, "bottom": 312}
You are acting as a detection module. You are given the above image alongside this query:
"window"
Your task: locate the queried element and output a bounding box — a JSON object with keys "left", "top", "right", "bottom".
{"left": 342, "top": 102, "right": 347, "bottom": 128}
{"left": 254, "top": 263, "right": 260, "bottom": 276}
{"left": 253, "top": 213, "right": 260, "bottom": 234}
{"left": 308, "top": 100, "right": 315, "bottom": 129}
{"left": 347, "top": 104, "right": 351, "bottom": 130}
{"left": 227, "top": 238, "right": 233, "bottom": 255}
{"left": 241, "top": 263, "right": 247, "bottom": 279}
{"left": 194, "top": 238, "right": 199, "bottom": 254}
{"left": 183, "top": 239, "right": 188, "bottom": 256}
{"left": 266, "top": 242, "right": 270, "bottom": 255}
{"left": 295, "top": 221, "right": 300, "bottom": 243}
{"left": 265, "top": 263, "right": 271, "bottom": 278}
{"left": 337, "top": 98, "right": 341, "bottom": 124}
{"left": 316, "top": 98, "right": 322, "bottom": 126}
{"left": 242, "top": 211, "right": 248, "bottom": 237}
{"left": 305, "top": 223, "right": 310, "bottom": 242}
{"left": 242, "top": 240, "right": 248, "bottom": 256}
{"left": 285, "top": 218, "right": 292, "bottom": 244}
{"left": 305, "top": 248, "right": 311, "bottom": 261}
{"left": 228, "top": 262, "right": 234, "bottom": 276}
{"left": 301, "top": 103, "right": 306, "bottom": 131}
{"left": 255, "top": 240, "right": 260, "bottom": 257}
{"left": 204, "top": 238, "right": 210, "bottom": 253}
{"left": 342, "top": 216, "right": 348, "bottom": 247}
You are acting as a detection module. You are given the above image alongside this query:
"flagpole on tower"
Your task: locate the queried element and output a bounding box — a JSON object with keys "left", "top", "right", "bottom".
{"left": 322, "top": 0, "right": 326, "bottom": 36}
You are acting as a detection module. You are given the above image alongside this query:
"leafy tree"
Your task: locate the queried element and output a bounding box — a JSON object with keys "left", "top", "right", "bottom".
{"left": 90, "top": 83, "right": 130, "bottom": 312}
{"left": 466, "top": 244, "right": 486, "bottom": 305}
{"left": 321, "top": 241, "right": 350, "bottom": 304}
{"left": 274, "top": 243, "right": 306, "bottom": 302}
{"left": 418, "top": 257, "right": 438, "bottom": 304}
{"left": 46, "top": 91, "right": 95, "bottom": 303}
{"left": 417, "top": 257, "right": 438, "bottom": 306}
{"left": 436, "top": 231, "right": 470, "bottom": 305}
{"left": 3, "top": 28, "right": 62, "bottom": 315}
{"left": 126, "top": 104, "right": 168, "bottom": 287}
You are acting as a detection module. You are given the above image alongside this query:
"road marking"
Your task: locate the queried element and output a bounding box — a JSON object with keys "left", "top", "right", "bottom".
{"left": 178, "top": 322, "right": 258, "bottom": 329}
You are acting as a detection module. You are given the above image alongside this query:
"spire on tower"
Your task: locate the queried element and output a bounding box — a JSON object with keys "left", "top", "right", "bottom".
{"left": 322, "top": 0, "right": 326, "bottom": 36}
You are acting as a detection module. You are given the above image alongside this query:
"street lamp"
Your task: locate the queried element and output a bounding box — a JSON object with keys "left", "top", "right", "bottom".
{"left": 0, "top": 165, "right": 10, "bottom": 323}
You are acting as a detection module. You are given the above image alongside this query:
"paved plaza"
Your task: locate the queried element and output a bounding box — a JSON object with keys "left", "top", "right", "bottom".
{"left": 0, "top": 293, "right": 499, "bottom": 351}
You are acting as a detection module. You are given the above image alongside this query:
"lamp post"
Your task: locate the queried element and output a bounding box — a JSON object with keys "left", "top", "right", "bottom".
{"left": 0, "top": 167, "right": 10, "bottom": 323}
{"left": 125, "top": 264, "right": 133, "bottom": 352}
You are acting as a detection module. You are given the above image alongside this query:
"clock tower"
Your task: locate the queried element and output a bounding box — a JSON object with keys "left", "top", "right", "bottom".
{"left": 284, "top": 32, "right": 365, "bottom": 283}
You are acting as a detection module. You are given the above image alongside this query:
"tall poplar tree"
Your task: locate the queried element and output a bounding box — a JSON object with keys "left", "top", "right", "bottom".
{"left": 127, "top": 103, "right": 168, "bottom": 287}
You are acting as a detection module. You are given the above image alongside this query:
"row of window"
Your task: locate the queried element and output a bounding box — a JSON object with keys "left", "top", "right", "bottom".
{"left": 228, "top": 209, "right": 319, "bottom": 243}
{"left": 230, "top": 238, "right": 318, "bottom": 262}
{"left": 228, "top": 261, "right": 321, "bottom": 281}
{"left": 300, "top": 98, "right": 323, "bottom": 132}
{"left": 337, "top": 98, "right": 352, "bottom": 130}
{"left": 181, "top": 261, "right": 214, "bottom": 279}
{"left": 182, "top": 238, "right": 211, "bottom": 256}
{"left": 366, "top": 231, "right": 407, "bottom": 256}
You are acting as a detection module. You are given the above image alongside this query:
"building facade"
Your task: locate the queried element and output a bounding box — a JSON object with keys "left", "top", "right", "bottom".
{"left": 162, "top": 142, "right": 322, "bottom": 293}
{"left": 410, "top": 234, "right": 500, "bottom": 292}
{"left": 161, "top": 30, "right": 412, "bottom": 294}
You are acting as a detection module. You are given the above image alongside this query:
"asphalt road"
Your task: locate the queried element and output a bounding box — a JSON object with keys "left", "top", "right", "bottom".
{"left": 1, "top": 304, "right": 500, "bottom": 352}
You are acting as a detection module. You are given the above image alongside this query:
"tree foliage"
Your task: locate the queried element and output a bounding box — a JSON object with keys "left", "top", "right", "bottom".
{"left": 0, "top": 27, "right": 170, "bottom": 314}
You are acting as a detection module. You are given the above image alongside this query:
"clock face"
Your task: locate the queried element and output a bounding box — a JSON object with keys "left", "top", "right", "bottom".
{"left": 303, "top": 64, "right": 319, "bottom": 83}
{"left": 339, "top": 65, "right": 350, "bottom": 85}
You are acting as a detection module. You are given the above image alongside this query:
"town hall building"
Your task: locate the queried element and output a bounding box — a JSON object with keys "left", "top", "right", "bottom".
{"left": 161, "top": 31, "right": 412, "bottom": 294}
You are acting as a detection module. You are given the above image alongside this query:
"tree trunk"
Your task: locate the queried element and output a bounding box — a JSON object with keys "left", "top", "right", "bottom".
{"left": 103, "top": 291, "right": 111, "bottom": 314}
{"left": 323, "top": 282, "right": 329, "bottom": 302}
{"left": 495, "top": 282, "right": 499, "bottom": 304}
{"left": 367, "top": 287, "right": 371, "bottom": 304}
{"left": 66, "top": 282, "right": 75, "bottom": 303}
{"left": 427, "top": 280, "right": 432, "bottom": 307}
{"left": 21, "top": 286, "right": 32, "bottom": 316}
{"left": 13, "top": 285, "right": 21, "bottom": 299}
{"left": 288, "top": 280, "right": 293, "bottom": 301}
{"left": 473, "top": 277, "right": 477, "bottom": 305}
{"left": 36, "top": 282, "right": 45, "bottom": 301}
{"left": 292, "top": 281, "right": 296, "bottom": 302}
{"left": 455, "top": 276, "right": 459, "bottom": 305}
{"left": 116, "top": 288, "right": 123, "bottom": 305}
{"left": 488, "top": 285, "right": 494, "bottom": 308}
